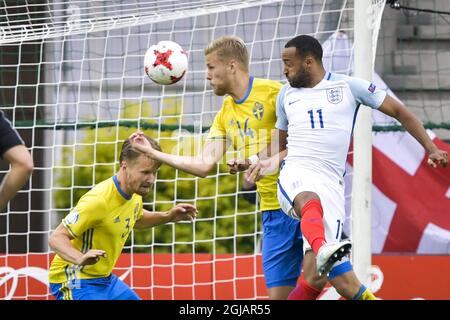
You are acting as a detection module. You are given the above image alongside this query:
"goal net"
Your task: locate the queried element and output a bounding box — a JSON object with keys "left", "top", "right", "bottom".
{"left": 0, "top": 0, "right": 395, "bottom": 300}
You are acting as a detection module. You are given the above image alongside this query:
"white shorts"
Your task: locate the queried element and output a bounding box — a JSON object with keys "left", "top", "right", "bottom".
{"left": 277, "top": 161, "right": 346, "bottom": 253}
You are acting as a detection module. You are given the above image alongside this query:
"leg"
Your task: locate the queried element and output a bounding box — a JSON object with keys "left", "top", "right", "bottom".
{"left": 261, "top": 209, "right": 303, "bottom": 300}
{"left": 293, "top": 185, "right": 351, "bottom": 276}
{"left": 301, "top": 250, "right": 327, "bottom": 290}
{"left": 329, "top": 270, "right": 361, "bottom": 299}
{"left": 277, "top": 165, "right": 350, "bottom": 287}
{"left": 267, "top": 286, "right": 295, "bottom": 301}
{"left": 0, "top": 145, "right": 33, "bottom": 210}
{"left": 328, "top": 261, "right": 376, "bottom": 300}
{"left": 277, "top": 169, "right": 327, "bottom": 256}
{"left": 287, "top": 250, "right": 328, "bottom": 300}
{"left": 276, "top": 170, "right": 326, "bottom": 299}
{"left": 293, "top": 191, "right": 326, "bottom": 255}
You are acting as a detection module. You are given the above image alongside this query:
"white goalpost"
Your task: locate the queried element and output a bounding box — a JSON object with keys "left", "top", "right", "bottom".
{"left": 352, "top": 0, "right": 386, "bottom": 288}
{"left": 0, "top": 0, "right": 386, "bottom": 300}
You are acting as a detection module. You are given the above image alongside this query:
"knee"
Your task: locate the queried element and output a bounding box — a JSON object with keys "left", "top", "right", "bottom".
{"left": 293, "top": 192, "right": 320, "bottom": 218}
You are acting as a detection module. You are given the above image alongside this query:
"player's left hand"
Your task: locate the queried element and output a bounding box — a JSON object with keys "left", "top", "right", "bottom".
{"left": 167, "top": 204, "right": 198, "bottom": 222}
{"left": 245, "top": 158, "right": 278, "bottom": 182}
{"left": 129, "top": 131, "right": 154, "bottom": 156}
{"left": 427, "top": 148, "right": 448, "bottom": 168}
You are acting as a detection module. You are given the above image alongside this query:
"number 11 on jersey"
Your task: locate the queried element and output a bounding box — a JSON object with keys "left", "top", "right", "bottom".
{"left": 307, "top": 109, "right": 324, "bottom": 128}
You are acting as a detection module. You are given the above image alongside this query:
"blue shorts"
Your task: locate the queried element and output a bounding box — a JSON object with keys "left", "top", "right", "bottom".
{"left": 261, "top": 209, "right": 303, "bottom": 288}
{"left": 50, "top": 274, "right": 140, "bottom": 300}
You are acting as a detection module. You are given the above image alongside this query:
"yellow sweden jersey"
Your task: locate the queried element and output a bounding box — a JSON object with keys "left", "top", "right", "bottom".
{"left": 49, "top": 176, "right": 143, "bottom": 283}
{"left": 208, "top": 77, "right": 282, "bottom": 211}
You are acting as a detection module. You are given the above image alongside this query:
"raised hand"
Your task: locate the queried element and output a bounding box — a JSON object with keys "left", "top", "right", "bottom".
{"left": 167, "top": 204, "right": 198, "bottom": 222}
{"left": 427, "top": 148, "right": 449, "bottom": 168}
{"left": 129, "top": 131, "right": 154, "bottom": 155}
{"left": 244, "top": 158, "right": 279, "bottom": 182}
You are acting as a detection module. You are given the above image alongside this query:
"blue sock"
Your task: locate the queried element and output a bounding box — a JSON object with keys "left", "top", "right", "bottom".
{"left": 353, "top": 284, "right": 366, "bottom": 300}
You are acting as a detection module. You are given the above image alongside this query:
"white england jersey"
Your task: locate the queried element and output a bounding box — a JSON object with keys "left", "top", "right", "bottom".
{"left": 276, "top": 72, "right": 387, "bottom": 181}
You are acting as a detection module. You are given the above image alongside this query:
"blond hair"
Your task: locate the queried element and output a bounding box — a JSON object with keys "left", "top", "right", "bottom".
{"left": 204, "top": 36, "right": 249, "bottom": 71}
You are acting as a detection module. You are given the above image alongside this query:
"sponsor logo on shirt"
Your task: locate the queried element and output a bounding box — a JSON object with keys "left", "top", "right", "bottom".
{"left": 288, "top": 99, "right": 301, "bottom": 105}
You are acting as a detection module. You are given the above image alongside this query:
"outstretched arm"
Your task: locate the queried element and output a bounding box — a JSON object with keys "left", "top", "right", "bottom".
{"left": 134, "top": 204, "right": 198, "bottom": 229}
{"left": 130, "top": 132, "right": 227, "bottom": 178}
{"left": 378, "top": 95, "right": 448, "bottom": 168}
{"left": 0, "top": 145, "right": 34, "bottom": 211}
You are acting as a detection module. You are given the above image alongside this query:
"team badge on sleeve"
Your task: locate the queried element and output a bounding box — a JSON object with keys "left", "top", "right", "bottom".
{"left": 368, "top": 83, "right": 376, "bottom": 93}
{"left": 326, "top": 87, "right": 343, "bottom": 104}
{"left": 65, "top": 209, "right": 79, "bottom": 225}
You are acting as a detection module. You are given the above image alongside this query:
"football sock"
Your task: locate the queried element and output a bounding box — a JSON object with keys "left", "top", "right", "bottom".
{"left": 300, "top": 199, "right": 326, "bottom": 255}
{"left": 353, "top": 284, "right": 377, "bottom": 300}
{"left": 287, "top": 279, "right": 322, "bottom": 300}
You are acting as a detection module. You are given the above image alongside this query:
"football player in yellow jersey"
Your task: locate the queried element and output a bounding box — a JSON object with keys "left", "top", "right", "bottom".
{"left": 130, "top": 36, "right": 326, "bottom": 299}
{"left": 48, "top": 135, "right": 197, "bottom": 300}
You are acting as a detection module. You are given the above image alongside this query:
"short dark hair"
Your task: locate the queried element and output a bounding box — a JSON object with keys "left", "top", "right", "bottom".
{"left": 285, "top": 34, "right": 323, "bottom": 62}
{"left": 119, "top": 134, "right": 161, "bottom": 163}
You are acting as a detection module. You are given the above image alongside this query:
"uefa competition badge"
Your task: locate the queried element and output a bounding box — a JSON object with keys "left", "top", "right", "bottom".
{"left": 65, "top": 209, "right": 80, "bottom": 225}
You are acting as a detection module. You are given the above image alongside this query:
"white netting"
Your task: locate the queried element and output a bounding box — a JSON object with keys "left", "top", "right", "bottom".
{"left": 0, "top": 0, "right": 390, "bottom": 300}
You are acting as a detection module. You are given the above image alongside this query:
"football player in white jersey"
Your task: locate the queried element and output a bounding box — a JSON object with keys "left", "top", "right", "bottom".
{"left": 233, "top": 35, "right": 448, "bottom": 300}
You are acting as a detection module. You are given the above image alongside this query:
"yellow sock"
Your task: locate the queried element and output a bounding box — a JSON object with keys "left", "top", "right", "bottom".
{"left": 353, "top": 285, "right": 377, "bottom": 300}
{"left": 359, "top": 288, "right": 377, "bottom": 300}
